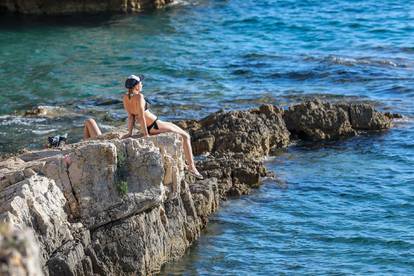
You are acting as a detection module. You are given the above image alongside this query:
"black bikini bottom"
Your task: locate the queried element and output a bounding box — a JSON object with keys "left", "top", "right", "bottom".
{"left": 147, "top": 117, "right": 159, "bottom": 134}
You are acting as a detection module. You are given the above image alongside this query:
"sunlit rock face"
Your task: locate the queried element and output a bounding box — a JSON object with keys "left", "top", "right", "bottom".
{"left": 0, "top": 225, "right": 44, "bottom": 276}
{"left": 0, "top": 133, "right": 218, "bottom": 275}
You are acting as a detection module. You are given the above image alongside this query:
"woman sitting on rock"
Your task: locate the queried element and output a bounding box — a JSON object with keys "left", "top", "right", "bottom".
{"left": 122, "top": 74, "right": 203, "bottom": 179}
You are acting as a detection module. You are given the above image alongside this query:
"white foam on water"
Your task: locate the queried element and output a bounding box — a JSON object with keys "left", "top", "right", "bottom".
{"left": 36, "top": 105, "right": 62, "bottom": 110}
{"left": 330, "top": 55, "right": 406, "bottom": 68}
{"left": 393, "top": 116, "right": 414, "bottom": 128}
{"left": 168, "top": 0, "right": 200, "bottom": 7}
{"left": 32, "top": 129, "right": 58, "bottom": 135}
{"left": 0, "top": 116, "right": 47, "bottom": 126}
{"left": 305, "top": 54, "right": 407, "bottom": 68}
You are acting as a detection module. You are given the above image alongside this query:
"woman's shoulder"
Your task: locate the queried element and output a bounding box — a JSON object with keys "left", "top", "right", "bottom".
{"left": 123, "top": 93, "right": 144, "bottom": 100}
{"left": 136, "top": 93, "right": 145, "bottom": 101}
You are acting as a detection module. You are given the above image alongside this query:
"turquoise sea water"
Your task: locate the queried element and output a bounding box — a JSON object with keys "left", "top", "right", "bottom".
{"left": 1, "top": 0, "right": 413, "bottom": 274}
{"left": 161, "top": 127, "right": 414, "bottom": 275}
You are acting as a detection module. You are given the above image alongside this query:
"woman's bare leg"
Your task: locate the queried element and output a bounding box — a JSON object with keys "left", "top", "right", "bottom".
{"left": 83, "top": 118, "right": 102, "bottom": 139}
{"left": 148, "top": 120, "right": 200, "bottom": 173}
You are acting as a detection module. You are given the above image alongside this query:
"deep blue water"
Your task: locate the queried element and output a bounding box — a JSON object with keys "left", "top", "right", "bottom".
{"left": 0, "top": 0, "right": 413, "bottom": 274}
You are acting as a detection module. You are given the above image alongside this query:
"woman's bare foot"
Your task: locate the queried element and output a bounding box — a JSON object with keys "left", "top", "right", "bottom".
{"left": 188, "top": 166, "right": 203, "bottom": 179}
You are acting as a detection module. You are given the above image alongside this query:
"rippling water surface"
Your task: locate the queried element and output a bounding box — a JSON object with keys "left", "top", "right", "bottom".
{"left": 1, "top": 0, "right": 414, "bottom": 153}
{"left": 161, "top": 123, "right": 414, "bottom": 275}
{"left": 1, "top": 0, "right": 413, "bottom": 274}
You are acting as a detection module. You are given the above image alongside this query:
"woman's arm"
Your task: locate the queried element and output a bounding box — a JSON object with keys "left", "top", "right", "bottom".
{"left": 137, "top": 94, "right": 149, "bottom": 137}
{"left": 127, "top": 113, "right": 135, "bottom": 136}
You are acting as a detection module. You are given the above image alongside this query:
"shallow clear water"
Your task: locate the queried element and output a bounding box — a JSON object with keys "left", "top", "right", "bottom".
{"left": 1, "top": 0, "right": 413, "bottom": 274}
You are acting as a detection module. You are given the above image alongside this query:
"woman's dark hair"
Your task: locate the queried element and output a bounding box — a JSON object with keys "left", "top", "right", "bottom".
{"left": 125, "top": 75, "right": 144, "bottom": 99}
{"left": 125, "top": 79, "right": 139, "bottom": 99}
{"left": 125, "top": 78, "right": 139, "bottom": 89}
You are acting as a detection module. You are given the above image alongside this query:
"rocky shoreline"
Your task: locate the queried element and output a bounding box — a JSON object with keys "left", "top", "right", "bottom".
{"left": 0, "top": 100, "right": 399, "bottom": 275}
{"left": 0, "top": 0, "right": 173, "bottom": 15}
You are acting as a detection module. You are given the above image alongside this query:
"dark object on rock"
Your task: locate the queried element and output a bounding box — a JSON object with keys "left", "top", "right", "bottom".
{"left": 48, "top": 134, "right": 68, "bottom": 148}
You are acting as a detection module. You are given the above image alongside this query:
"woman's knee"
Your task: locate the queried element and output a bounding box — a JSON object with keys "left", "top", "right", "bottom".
{"left": 85, "top": 118, "right": 96, "bottom": 127}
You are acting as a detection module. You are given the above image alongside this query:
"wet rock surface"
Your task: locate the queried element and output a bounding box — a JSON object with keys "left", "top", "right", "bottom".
{"left": 0, "top": 100, "right": 397, "bottom": 275}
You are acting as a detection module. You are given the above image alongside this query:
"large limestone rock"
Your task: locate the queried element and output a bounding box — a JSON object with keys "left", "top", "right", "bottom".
{"left": 0, "top": 0, "right": 174, "bottom": 14}
{"left": 65, "top": 139, "right": 165, "bottom": 229}
{"left": 0, "top": 224, "right": 44, "bottom": 276}
{"left": 9, "top": 137, "right": 181, "bottom": 230}
{"left": 0, "top": 175, "right": 73, "bottom": 266}
{"left": 0, "top": 132, "right": 219, "bottom": 275}
{"left": 91, "top": 177, "right": 219, "bottom": 275}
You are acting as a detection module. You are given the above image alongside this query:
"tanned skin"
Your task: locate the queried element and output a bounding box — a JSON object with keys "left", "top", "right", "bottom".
{"left": 122, "top": 81, "right": 202, "bottom": 177}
